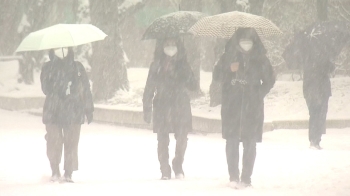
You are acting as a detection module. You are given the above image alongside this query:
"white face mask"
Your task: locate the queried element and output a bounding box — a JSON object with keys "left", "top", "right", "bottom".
{"left": 54, "top": 48, "right": 68, "bottom": 59}
{"left": 164, "top": 46, "right": 178, "bottom": 57}
{"left": 239, "top": 40, "right": 253, "bottom": 52}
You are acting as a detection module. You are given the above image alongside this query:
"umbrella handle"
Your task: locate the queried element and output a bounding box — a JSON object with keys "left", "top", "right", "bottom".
{"left": 62, "top": 48, "right": 65, "bottom": 58}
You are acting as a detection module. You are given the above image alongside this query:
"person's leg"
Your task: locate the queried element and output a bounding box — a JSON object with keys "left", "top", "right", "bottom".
{"left": 172, "top": 131, "right": 188, "bottom": 177}
{"left": 241, "top": 139, "right": 256, "bottom": 186}
{"left": 45, "top": 124, "right": 63, "bottom": 179}
{"left": 315, "top": 97, "right": 329, "bottom": 146}
{"left": 157, "top": 132, "right": 171, "bottom": 179}
{"left": 63, "top": 124, "right": 81, "bottom": 182}
{"left": 226, "top": 137, "right": 240, "bottom": 183}
{"left": 306, "top": 98, "right": 318, "bottom": 144}
{"left": 306, "top": 98, "right": 326, "bottom": 149}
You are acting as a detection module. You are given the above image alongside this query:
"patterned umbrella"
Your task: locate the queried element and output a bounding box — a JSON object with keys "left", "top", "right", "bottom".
{"left": 188, "top": 11, "right": 282, "bottom": 39}
{"left": 142, "top": 11, "right": 206, "bottom": 40}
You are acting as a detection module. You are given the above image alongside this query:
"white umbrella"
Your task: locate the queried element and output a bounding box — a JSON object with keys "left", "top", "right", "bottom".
{"left": 16, "top": 24, "right": 107, "bottom": 52}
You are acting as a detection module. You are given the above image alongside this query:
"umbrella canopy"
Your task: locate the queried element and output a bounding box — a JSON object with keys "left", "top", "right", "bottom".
{"left": 188, "top": 11, "right": 282, "bottom": 39}
{"left": 283, "top": 20, "right": 350, "bottom": 69}
{"left": 16, "top": 24, "right": 107, "bottom": 52}
{"left": 142, "top": 11, "right": 206, "bottom": 40}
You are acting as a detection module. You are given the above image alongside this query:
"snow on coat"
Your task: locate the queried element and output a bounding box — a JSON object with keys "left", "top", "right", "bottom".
{"left": 143, "top": 41, "right": 197, "bottom": 134}
{"left": 41, "top": 51, "right": 94, "bottom": 125}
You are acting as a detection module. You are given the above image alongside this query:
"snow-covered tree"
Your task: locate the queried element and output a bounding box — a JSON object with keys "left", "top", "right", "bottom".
{"left": 89, "top": 0, "right": 148, "bottom": 101}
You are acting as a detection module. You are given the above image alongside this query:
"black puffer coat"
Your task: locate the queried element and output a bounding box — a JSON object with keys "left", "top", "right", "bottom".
{"left": 213, "top": 28, "right": 275, "bottom": 142}
{"left": 41, "top": 50, "right": 94, "bottom": 125}
{"left": 143, "top": 39, "right": 197, "bottom": 134}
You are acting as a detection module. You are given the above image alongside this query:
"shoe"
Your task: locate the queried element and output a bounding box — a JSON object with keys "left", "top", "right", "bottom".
{"left": 175, "top": 173, "right": 184, "bottom": 180}
{"left": 161, "top": 175, "right": 171, "bottom": 180}
{"left": 50, "top": 169, "right": 61, "bottom": 182}
{"left": 62, "top": 171, "right": 74, "bottom": 183}
{"left": 228, "top": 181, "right": 239, "bottom": 189}
{"left": 310, "top": 142, "right": 322, "bottom": 150}
{"left": 172, "top": 158, "right": 184, "bottom": 179}
{"left": 63, "top": 176, "right": 74, "bottom": 183}
{"left": 237, "top": 182, "right": 252, "bottom": 189}
{"left": 50, "top": 174, "right": 61, "bottom": 182}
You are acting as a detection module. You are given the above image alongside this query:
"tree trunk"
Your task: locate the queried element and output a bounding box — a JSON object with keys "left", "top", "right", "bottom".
{"left": 209, "top": 0, "right": 239, "bottom": 107}
{"left": 89, "top": 0, "right": 129, "bottom": 101}
{"left": 249, "top": 0, "right": 265, "bottom": 15}
{"left": 17, "top": 0, "right": 54, "bottom": 84}
{"left": 180, "top": 0, "right": 203, "bottom": 97}
{"left": 220, "top": 0, "right": 237, "bottom": 13}
{"left": 0, "top": 0, "right": 22, "bottom": 55}
{"left": 317, "top": 0, "right": 328, "bottom": 21}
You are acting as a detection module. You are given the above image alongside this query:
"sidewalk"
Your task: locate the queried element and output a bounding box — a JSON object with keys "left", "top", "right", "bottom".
{"left": 1, "top": 96, "right": 349, "bottom": 133}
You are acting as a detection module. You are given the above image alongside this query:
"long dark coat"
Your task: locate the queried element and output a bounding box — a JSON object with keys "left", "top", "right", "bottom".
{"left": 302, "top": 55, "right": 334, "bottom": 101}
{"left": 41, "top": 53, "right": 94, "bottom": 125}
{"left": 143, "top": 55, "right": 197, "bottom": 134}
{"left": 213, "top": 29, "right": 275, "bottom": 142}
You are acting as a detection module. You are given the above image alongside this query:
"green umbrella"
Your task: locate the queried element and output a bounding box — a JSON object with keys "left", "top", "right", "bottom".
{"left": 16, "top": 24, "right": 107, "bottom": 52}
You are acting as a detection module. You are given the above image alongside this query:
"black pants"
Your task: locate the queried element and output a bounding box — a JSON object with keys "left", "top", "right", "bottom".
{"left": 157, "top": 131, "right": 188, "bottom": 177}
{"left": 226, "top": 137, "right": 256, "bottom": 184}
{"left": 305, "top": 97, "right": 329, "bottom": 144}
{"left": 45, "top": 124, "right": 81, "bottom": 174}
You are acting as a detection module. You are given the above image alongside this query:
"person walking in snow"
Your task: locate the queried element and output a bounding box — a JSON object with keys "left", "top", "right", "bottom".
{"left": 143, "top": 37, "right": 198, "bottom": 180}
{"left": 40, "top": 47, "right": 94, "bottom": 182}
{"left": 302, "top": 52, "right": 334, "bottom": 150}
{"left": 213, "top": 28, "right": 275, "bottom": 188}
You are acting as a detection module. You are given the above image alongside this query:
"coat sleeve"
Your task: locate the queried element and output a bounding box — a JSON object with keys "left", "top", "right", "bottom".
{"left": 213, "top": 56, "right": 224, "bottom": 82}
{"left": 77, "top": 62, "right": 94, "bottom": 114}
{"left": 40, "top": 62, "right": 52, "bottom": 95}
{"left": 260, "top": 56, "right": 275, "bottom": 98}
{"left": 143, "top": 62, "right": 157, "bottom": 114}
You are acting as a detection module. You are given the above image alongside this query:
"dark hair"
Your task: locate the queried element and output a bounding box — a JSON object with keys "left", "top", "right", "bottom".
{"left": 48, "top": 49, "right": 55, "bottom": 61}
{"left": 65, "top": 47, "right": 74, "bottom": 62}
{"left": 225, "top": 28, "right": 266, "bottom": 55}
{"left": 222, "top": 28, "right": 267, "bottom": 64}
{"left": 153, "top": 37, "right": 187, "bottom": 64}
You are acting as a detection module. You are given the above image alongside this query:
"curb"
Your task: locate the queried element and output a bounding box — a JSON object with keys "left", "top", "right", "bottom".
{"left": 1, "top": 96, "right": 349, "bottom": 133}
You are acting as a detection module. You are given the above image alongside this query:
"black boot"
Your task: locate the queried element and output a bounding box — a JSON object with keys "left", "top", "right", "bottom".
{"left": 172, "top": 158, "right": 185, "bottom": 179}
{"left": 173, "top": 136, "right": 187, "bottom": 179}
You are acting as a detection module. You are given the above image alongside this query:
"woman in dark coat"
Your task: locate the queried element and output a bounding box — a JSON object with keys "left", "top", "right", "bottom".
{"left": 143, "top": 38, "right": 197, "bottom": 180}
{"left": 213, "top": 28, "right": 275, "bottom": 188}
{"left": 41, "top": 48, "right": 94, "bottom": 182}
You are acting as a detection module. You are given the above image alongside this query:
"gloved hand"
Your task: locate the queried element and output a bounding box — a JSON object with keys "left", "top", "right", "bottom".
{"left": 143, "top": 110, "right": 152, "bottom": 124}
{"left": 86, "top": 112, "right": 93, "bottom": 124}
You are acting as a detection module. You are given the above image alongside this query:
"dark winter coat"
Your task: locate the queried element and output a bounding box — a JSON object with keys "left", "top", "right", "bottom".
{"left": 41, "top": 53, "right": 94, "bottom": 125}
{"left": 302, "top": 57, "right": 334, "bottom": 102}
{"left": 213, "top": 28, "right": 275, "bottom": 142}
{"left": 143, "top": 55, "right": 197, "bottom": 134}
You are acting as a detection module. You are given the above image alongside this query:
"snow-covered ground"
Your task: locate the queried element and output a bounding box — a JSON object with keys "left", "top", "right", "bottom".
{"left": 0, "top": 109, "right": 350, "bottom": 196}
{"left": 1, "top": 60, "right": 350, "bottom": 121}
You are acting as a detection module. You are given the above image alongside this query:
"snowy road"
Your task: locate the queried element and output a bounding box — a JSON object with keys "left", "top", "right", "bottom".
{"left": 0, "top": 109, "right": 350, "bottom": 196}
